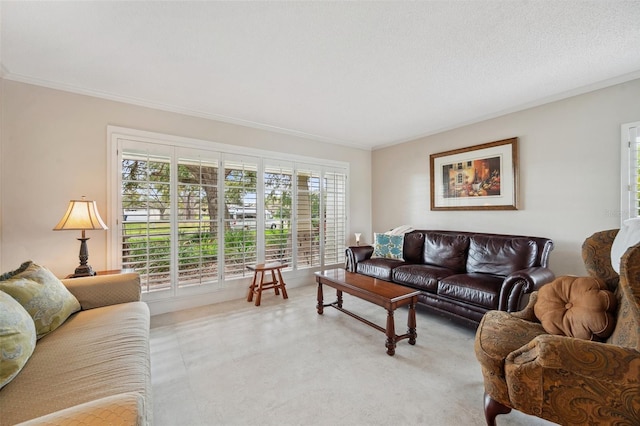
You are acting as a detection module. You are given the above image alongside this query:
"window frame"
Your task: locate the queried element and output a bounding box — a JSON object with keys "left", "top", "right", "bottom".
{"left": 621, "top": 121, "right": 640, "bottom": 222}
{"left": 107, "top": 126, "right": 349, "bottom": 300}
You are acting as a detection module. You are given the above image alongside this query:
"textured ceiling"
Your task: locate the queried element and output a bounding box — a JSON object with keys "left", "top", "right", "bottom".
{"left": 2, "top": 1, "right": 640, "bottom": 150}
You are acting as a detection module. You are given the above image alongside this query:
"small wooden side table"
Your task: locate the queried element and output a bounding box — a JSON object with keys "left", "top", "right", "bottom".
{"left": 246, "top": 262, "right": 288, "bottom": 306}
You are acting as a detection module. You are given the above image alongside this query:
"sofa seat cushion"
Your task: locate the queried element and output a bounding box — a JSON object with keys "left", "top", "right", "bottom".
{"left": 0, "top": 301, "right": 151, "bottom": 426}
{"left": 357, "top": 258, "right": 404, "bottom": 281}
{"left": 392, "top": 264, "right": 455, "bottom": 292}
{"left": 466, "top": 236, "right": 538, "bottom": 276}
{"left": 438, "top": 273, "right": 504, "bottom": 309}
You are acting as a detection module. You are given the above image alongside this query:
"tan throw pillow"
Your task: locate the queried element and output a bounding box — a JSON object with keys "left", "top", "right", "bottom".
{"left": 0, "top": 261, "right": 81, "bottom": 339}
{"left": 0, "top": 290, "right": 37, "bottom": 388}
{"left": 534, "top": 276, "right": 617, "bottom": 341}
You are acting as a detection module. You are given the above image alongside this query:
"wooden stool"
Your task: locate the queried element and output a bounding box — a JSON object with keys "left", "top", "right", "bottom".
{"left": 246, "top": 262, "right": 288, "bottom": 306}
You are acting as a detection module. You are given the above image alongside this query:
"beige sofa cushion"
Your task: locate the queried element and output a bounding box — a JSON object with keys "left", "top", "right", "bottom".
{"left": 0, "top": 302, "right": 151, "bottom": 425}
{"left": 0, "top": 261, "right": 80, "bottom": 338}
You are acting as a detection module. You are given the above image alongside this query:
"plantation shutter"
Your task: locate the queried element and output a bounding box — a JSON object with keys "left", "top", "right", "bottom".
{"left": 176, "top": 149, "right": 220, "bottom": 287}
{"left": 121, "top": 143, "right": 173, "bottom": 293}
{"left": 111, "top": 127, "right": 349, "bottom": 298}
{"left": 264, "top": 162, "right": 293, "bottom": 265}
{"left": 295, "top": 167, "right": 321, "bottom": 268}
{"left": 622, "top": 122, "right": 640, "bottom": 220}
{"left": 324, "top": 171, "right": 347, "bottom": 265}
{"left": 223, "top": 156, "right": 258, "bottom": 278}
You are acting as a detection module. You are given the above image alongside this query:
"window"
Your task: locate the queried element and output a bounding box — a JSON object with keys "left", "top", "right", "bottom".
{"left": 223, "top": 157, "right": 258, "bottom": 279}
{"left": 264, "top": 163, "right": 293, "bottom": 266}
{"left": 109, "top": 127, "right": 348, "bottom": 298}
{"left": 621, "top": 121, "right": 640, "bottom": 221}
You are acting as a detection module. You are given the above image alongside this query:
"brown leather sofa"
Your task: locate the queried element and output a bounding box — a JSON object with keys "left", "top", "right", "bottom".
{"left": 345, "top": 230, "right": 555, "bottom": 327}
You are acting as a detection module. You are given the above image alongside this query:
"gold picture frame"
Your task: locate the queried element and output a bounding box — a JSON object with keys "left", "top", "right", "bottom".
{"left": 430, "top": 137, "right": 518, "bottom": 211}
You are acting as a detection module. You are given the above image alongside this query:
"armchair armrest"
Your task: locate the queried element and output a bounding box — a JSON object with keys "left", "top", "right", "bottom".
{"left": 504, "top": 334, "right": 640, "bottom": 423}
{"left": 498, "top": 267, "right": 555, "bottom": 312}
{"left": 16, "top": 392, "right": 146, "bottom": 426}
{"left": 508, "top": 334, "right": 640, "bottom": 381}
{"left": 345, "top": 245, "right": 374, "bottom": 272}
{"left": 62, "top": 273, "right": 141, "bottom": 310}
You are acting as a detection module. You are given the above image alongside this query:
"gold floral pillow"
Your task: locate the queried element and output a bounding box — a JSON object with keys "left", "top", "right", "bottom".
{"left": 0, "top": 290, "right": 36, "bottom": 388}
{"left": 534, "top": 276, "right": 617, "bottom": 341}
{"left": 0, "top": 261, "right": 80, "bottom": 339}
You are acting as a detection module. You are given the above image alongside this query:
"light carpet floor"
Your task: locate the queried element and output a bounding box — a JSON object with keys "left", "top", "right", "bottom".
{"left": 150, "top": 283, "right": 556, "bottom": 426}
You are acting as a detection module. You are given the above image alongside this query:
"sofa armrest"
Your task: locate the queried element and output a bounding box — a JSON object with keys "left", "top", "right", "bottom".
{"left": 498, "top": 267, "right": 555, "bottom": 312}
{"left": 16, "top": 392, "right": 147, "bottom": 426}
{"left": 345, "top": 245, "right": 375, "bottom": 272}
{"left": 62, "top": 273, "right": 141, "bottom": 310}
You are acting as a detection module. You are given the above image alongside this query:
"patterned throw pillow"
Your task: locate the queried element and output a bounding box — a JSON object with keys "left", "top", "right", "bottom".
{"left": 0, "top": 290, "right": 36, "bottom": 388}
{"left": 0, "top": 261, "right": 81, "bottom": 339}
{"left": 373, "top": 233, "right": 404, "bottom": 260}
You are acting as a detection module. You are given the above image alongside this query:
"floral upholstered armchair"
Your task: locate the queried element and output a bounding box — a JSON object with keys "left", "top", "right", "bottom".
{"left": 474, "top": 229, "right": 640, "bottom": 425}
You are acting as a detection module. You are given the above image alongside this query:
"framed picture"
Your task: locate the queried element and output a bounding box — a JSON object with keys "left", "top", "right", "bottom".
{"left": 430, "top": 137, "right": 518, "bottom": 210}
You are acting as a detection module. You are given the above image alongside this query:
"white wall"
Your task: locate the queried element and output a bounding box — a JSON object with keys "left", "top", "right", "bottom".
{"left": 371, "top": 79, "right": 640, "bottom": 276}
{"left": 0, "top": 80, "right": 372, "bottom": 283}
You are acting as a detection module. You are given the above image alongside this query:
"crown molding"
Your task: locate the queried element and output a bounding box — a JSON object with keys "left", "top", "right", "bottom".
{"left": 3, "top": 72, "right": 373, "bottom": 151}
{"left": 373, "top": 69, "right": 640, "bottom": 151}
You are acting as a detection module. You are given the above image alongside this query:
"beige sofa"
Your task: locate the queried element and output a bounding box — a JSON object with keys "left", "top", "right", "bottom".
{"left": 0, "top": 273, "right": 151, "bottom": 425}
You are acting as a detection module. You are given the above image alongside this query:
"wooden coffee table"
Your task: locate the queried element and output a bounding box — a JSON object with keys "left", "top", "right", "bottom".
{"left": 315, "top": 268, "right": 420, "bottom": 356}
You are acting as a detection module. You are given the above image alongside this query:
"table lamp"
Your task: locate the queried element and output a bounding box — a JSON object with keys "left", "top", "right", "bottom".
{"left": 53, "top": 197, "right": 108, "bottom": 277}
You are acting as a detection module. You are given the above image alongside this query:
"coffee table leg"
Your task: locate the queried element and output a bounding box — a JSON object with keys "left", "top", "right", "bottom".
{"left": 408, "top": 300, "right": 417, "bottom": 345}
{"left": 385, "top": 309, "right": 396, "bottom": 356}
{"left": 337, "top": 290, "right": 343, "bottom": 308}
{"left": 317, "top": 282, "right": 324, "bottom": 314}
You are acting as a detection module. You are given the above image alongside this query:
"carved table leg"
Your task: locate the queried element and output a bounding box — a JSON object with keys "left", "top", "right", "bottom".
{"left": 385, "top": 309, "right": 396, "bottom": 356}
{"left": 316, "top": 282, "right": 324, "bottom": 314}
{"left": 408, "top": 300, "right": 417, "bottom": 345}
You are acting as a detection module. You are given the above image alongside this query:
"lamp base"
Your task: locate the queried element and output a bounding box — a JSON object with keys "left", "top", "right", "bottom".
{"left": 71, "top": 264, "right": 96, "bottom": 278}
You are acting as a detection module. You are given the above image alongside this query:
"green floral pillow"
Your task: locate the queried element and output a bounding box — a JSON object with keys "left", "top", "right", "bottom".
{"left": 373, "top": 233, "right": 404, "bottom": 260}
{"left": 0, "top": 290, "right": 36, "bottom": 388}
{"left": 0, "top": 261, "right": 81, "bottom": 339}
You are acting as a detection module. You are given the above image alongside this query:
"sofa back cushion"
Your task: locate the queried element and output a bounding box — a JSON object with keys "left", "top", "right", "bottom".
{"left": 423, "top": 233, "right": 470, "bottom": 272}
{"left": 402, "top": 232, "right": 426, "bottom": 263}
{"left": 467, "top": 235, "right": 538, "bottom": 276}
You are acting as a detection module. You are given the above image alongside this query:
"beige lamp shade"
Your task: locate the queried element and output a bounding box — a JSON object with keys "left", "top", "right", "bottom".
{"left": 53, "top": 199, "right": 108, "bottom": 231}
{"left": 53, "top": 198, "right": 107, "bottom": 277}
